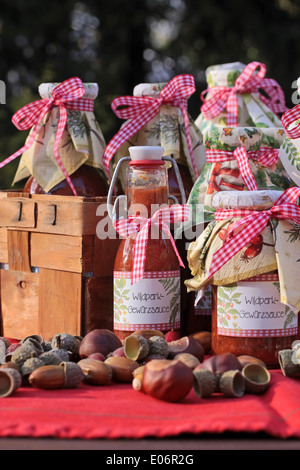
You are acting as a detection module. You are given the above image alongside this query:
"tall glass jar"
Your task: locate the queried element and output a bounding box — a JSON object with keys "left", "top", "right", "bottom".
{"left": 113, "top": 146, "right": 182, "bottom": 341}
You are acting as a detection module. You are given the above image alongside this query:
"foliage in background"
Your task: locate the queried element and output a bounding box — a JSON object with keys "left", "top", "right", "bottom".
{"left": 0, "top": 0, "right": 299, "bottom": 189}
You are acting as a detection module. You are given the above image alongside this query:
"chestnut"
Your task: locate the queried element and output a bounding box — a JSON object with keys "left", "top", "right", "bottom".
{"left": 195, "top": 353, "right": 242, "bottom": 378}
{"left": 78, "top": 329, "right": 122, "bottom": 359}
{"left": 237, "top": 355, "right": 266, "bottom": 368}
{"left": 142, "top": 359, "right": 194, "bottom": 402}
{"left": 167, "top": 336, "right": 204, "bottom": 362}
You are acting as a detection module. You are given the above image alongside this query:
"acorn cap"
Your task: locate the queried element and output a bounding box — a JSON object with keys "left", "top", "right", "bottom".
{"left": 39, "top": 351, "right": 64, "bottom": 366}
{"left": 50, "top": 348, "right": 70, "bottom": 362}
{"left": 0, "top": 368, "right": 22, "bottom": 397}
{"left": 21, "top": 357, "right": 44, "bottom": 377}
{"left": 51, "top": 333, "right": 80, "bottom": 354}
{"left": 11, "top": 343, "right": 38, "bottom": 368}
{"left": 242, "top": 363, "right": 271, "bottom": 394}
{"left": 60, "top": 361, "right": 84, "bottom": 388}
{"left": 219, "top": 370, "right": 245, "bottom": 398}
{"left": 278, "top": 349, "right": 300, "bottom": 377}
{"left": 124, "top": 335, "right": 150, "bottom": 362}
{"left": 148, "top": 336, "right": 169, "bottom": 358}
{"left": 193, "top": 369, "right": 218, "bottom": 398}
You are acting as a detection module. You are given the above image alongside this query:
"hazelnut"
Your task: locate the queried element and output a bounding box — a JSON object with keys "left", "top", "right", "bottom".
{"left": 191, "top": 331, "right": 212, "bottom": 354}
{"left": 174, "top": 353, "right": 200, "bottom": 370}
{"left": 78, "top": 358, "right": 113, "bottom": 385}
{"left": 131, "top": 329, "right": 165, "bottom": 340}
{"left": 104, "top": 356, "right": 139, "bottom": 382}
{"left": 168, "top": 336, "right": 204, "bottom": 362}
{"left": 142, "top": 359, "right": 194, "bottom": 402}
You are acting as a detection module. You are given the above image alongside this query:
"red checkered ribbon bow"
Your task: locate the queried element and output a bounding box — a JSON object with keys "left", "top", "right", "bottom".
{"left": 281, "top": 104, "right": 300, "bottom": 139}
{"left": 201, "top": 61, "right": 287, "bottom": 126}
{"left": 206, "top": 146, "right": 279, "bottom": 191}
{"left": 103, "top": 74, "right": 198, "bottom": 177}
{"left": 207, "top": 186, "right": 300, "bottom": 279}
{"left": 0, "top": 77, "right": 94, "bottom": 196}
{"left": 114, "top": 204, "right": 189, "bottom": 284}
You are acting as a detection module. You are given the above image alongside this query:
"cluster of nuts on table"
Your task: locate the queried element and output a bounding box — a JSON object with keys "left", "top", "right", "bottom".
{"left": 0, "top": 328, "right": 271, "bottom": 402}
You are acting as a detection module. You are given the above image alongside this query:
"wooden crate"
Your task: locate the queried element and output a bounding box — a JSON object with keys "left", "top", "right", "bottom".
{"left": 0, "top": 191, "right": 121, "bottom": 340}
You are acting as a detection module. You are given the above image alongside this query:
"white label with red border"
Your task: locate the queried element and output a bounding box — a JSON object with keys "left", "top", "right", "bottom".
{"left": 217, "top": 273, "right": 298, "bottom": 337}
{"left": 114, "top": 270, "right": 180, "bottom": 331}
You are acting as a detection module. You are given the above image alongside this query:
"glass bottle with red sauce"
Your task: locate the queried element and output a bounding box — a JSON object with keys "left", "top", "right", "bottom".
{"left": 112, "top": 146, "right": 182, "bottom": 341}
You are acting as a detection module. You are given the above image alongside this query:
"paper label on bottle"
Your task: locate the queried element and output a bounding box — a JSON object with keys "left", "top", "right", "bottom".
{"left": 113, "top": 271, "right": 181, "bottom": 331}
{"left": 217, "top": 273, "right": 298, "bottom": 338}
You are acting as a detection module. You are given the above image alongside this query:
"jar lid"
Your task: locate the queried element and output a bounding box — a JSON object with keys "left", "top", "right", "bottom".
{"left": 129, "top": 146, "right": 164, "bottom": 162}
{"left": 212, "top": 190, "right": 283, "bottom": 210}
{"left": 133, "top": 83, "right": 166, "bottom": 97}
{"left": 38, "top": 82, "right": 99, "bottom": 100}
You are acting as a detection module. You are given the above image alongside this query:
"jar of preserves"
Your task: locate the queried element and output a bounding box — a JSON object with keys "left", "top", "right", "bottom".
{"left": 9, "top": 79, "right": 110, "bottom": 196}
{"left": 186, "top": 189, "right": 300, "bottom": 367}
{"left": 108, "top": 146, "right": 187, "bottom": 341}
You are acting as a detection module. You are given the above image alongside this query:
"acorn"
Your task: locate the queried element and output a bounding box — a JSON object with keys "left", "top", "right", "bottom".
{"left": 28, "top": 362, "right": 84, "bottom": 390}
{"left": 124, "top": 335, "right": 149, "bottom": 362}
{"left": 51, "top": 333, "right": 80, "bottom": 355}
{"left": 0, "top": 368, "right": 22, "bottom": 397}
{"left": 78, "top": 358, "right": 113, "bottom": 385}
{"left": 193, "top": 369, "right": 218, "bottom": 398}
{"left": 148, "top": 336, "right": 169, "bottom": 358}
{"left": 132, "top": 365, "right": 145, "bottom": 392}
{"left": 104, "top": 356, "right": 140, "bottom": 382}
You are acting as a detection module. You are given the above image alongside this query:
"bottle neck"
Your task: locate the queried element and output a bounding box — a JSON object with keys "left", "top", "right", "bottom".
{"left": 126, "top": 163, "right": 168, "bottom": 218}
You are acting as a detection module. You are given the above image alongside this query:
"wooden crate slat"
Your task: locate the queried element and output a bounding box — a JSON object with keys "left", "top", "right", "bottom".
{"left": 0, "top": 228, "right": 8, "bottom": 264}
{"left": 38, "top": 268, "right": 82, "bottom": 338}
{"left": 30, "top": 232, "right": 94, "bottom": 273}
{"left": 7, "top": 230, "right": 31, "bottom": 272}
{"left": 0, "top": 197, "right": 36, "bottom": 228}
{"left": 0, "top": 270, "right": 39, "bottom": 339}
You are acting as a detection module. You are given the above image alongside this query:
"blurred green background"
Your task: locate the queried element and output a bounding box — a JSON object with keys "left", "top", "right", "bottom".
{"left": 0, "top": 0, "right": 299, "bottom": 189}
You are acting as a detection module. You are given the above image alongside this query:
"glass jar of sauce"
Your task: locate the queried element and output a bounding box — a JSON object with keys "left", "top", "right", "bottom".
{"left": 210, "top": 190, "right": 299, "bottom": 368}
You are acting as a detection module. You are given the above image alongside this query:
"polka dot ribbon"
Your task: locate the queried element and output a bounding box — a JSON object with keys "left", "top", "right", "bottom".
{"left": 201, "top": 61, "right": 288, "bottom": 126}
{"left": 207, "top": 186, "right": 300, "bottom": 279}
{"left": 0, "top": 77, "right": 94, "bottom": 196}
{"left": 114, "top": 204, "right": 190, "bottom": 284}
{"left": 206, "top": 146, "right": 279, "bottom": 191}
{"left": 102, "top": 74, "right": 198, "bottom": 177}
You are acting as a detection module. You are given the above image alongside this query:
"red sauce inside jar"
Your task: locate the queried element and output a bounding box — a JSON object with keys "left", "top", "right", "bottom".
{"left": 23, "top": 164, "right": 109, "bottom": 197}
{"left": 211, "top": 282, "right": 299, "bottom": 368}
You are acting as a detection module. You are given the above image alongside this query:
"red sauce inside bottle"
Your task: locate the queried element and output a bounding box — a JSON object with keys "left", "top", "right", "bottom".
{"left": 114, "top": 165, "right": 181, "bottom": 341}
